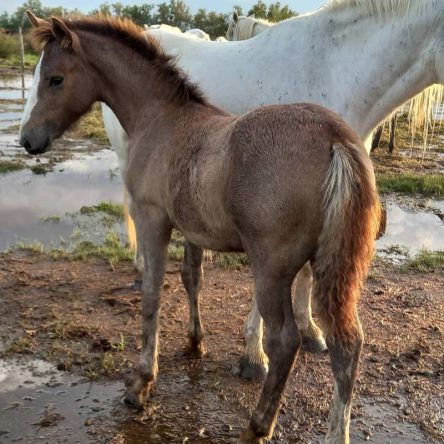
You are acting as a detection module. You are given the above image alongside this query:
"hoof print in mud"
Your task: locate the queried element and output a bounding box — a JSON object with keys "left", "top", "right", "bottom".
{"left": 234, "top": 357, "right": 268, "bottom": 382}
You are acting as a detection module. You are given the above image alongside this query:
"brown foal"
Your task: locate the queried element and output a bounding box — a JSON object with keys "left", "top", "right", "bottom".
{"left": 19, "top": 13, "right": 380, "bottom": 443}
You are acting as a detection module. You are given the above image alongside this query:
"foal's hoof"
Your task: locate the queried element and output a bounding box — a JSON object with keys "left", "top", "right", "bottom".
{"left": 124, "top": 390, "right": 145, "bottom": 410}
{"left": 301, "top": 334, "right": 328, "bottom": 354}
{"left": 238, "top": 426, "right": 264, "bottom": 443}
{"left": 184, "top": 340, "right": 206, "bottom": 357}
{"left": 234, "top": 356, "right": 268, "bottom": 382}
{"left": 131, "top": 279, "right": 143, "bottom": 291}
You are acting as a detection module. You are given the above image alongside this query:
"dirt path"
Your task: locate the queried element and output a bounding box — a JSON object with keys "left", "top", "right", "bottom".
{"left": 0, "top": 251, "right": 442, "bottom": 443}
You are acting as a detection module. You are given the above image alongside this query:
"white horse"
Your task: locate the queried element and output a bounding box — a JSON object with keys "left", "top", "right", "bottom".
{"left": 103, "top": 0, "right": 444, "bottom": 379}
{"left": 144, "top": 24, "right": 210, "bottom": 41}
{"left": 225, "top": 12, "right": 273, "bottom": 40}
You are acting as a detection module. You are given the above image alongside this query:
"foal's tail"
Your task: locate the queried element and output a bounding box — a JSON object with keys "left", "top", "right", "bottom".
{"left": 313, "top": 140, "right": 381, "bottom": 344}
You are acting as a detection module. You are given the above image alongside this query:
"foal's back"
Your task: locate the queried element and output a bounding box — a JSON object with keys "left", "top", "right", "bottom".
{"left": 225, "top": 103, "right": 364, "bottom": 257}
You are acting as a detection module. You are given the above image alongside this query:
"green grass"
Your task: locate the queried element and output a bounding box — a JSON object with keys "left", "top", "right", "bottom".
{"left": 67, "top": 104, "right": 107, "bottom": 142}
{"left": 10, "top": 231, "right": 132, "bottom": 268}
{"left": 79, "top": 201, "right": 124, "bottom": 220}
{"left": 0, "top": 160, "right": 25, "bottom": 174}
{"left": 71, "top": 232, "right": 133, "bottom": 267}
{"left": 402, "top": 250, "right": 444, "bottom": 272}
{"left": 40, "top": 215, "right": 61, "bottom": 223}
{"left": 214, "top": 253, "right": 249, "bottom": 270}
{"left": 30, "top": 164, "right": 53, "bottom": 175}
{"left": 376, "top": 173, "right": 444, "bottom": 198}
{"left": 0, "top": 52, "right": 39, "bottom": 69}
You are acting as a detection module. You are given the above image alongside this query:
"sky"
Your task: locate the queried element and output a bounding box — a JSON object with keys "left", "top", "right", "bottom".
{"left": 2, "top": 1, "right": 326, "bottom": 16}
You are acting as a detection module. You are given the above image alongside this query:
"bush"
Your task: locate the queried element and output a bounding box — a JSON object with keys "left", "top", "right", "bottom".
{"left": 0, "top": 30, "right": 20, "bottom": 58}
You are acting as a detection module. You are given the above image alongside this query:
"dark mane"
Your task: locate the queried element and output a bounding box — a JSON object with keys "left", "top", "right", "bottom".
{"left": 31, "top": 15, "right": 206, "bottom": 105}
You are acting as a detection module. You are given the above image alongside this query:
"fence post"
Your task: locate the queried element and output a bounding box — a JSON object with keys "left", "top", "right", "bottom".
{"left": 18, "top": 26, "right": 25, "bottom": 100}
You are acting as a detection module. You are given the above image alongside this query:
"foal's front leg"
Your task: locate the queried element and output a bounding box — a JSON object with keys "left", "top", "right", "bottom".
{"left": 181, "top": 241, "right": 205, "bottom": 355}
{"left": 125, "top": 207, "right": 172, "bottom": 408}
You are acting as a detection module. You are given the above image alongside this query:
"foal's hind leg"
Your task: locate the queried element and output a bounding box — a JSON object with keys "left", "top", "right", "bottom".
{"left": 181, "top": 241, "right": 205, "bottom": 355}
{"left": 238, "top": 262, "right": 326, "bottom": 381}
{"left": 323, "top": 313, "right": 363, "bottom": 444}
{"left": 240, "top": 265, "right": 301, "bottom": 443}
{"left": 294, "top": 262, "right": 327, "bottom": 353}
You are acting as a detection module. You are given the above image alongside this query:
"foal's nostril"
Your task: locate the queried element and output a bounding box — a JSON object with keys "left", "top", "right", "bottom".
{"left": 20, "top": 136, "right": 32, "bottom": 151}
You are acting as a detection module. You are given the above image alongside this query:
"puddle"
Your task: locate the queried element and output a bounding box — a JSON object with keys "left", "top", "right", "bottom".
{"left": 377, "top": 202, "right": 444, "bottom": 255}
{"left": 0, "top": 358, "right": 124, "bottom": 443}
{"left": 351, "top": 397, "right": 431, "bottom": 443}
{"left": 0, "top": 357, "right": 432, "bottom": 443}
{"left": 0, "top": 73, "right": 31, "bottom": 102}
{"left": 0, "top": 147, "right": 124, "bottom": 251}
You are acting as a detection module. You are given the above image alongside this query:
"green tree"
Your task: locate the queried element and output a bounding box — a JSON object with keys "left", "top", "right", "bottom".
{"left": 248, "top": 0, "right": 268, "bottom": 19}
{"left": 192, "top": 9, "right": 228, "bottom": 39}
{"left": 154, "top": 1, "right": 192, "bottom": 30}
{"left": 122, "top": 4, "right": 154, "bottom": 26}
{"left": 248, "top": 1, "right": 297, "bottom": 22}
{"left": 267, "top": 2, "right": 297, "bottom": 22}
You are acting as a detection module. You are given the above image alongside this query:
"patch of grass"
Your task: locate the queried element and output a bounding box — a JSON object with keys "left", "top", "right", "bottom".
{"left": 0, "top": 52, "right": 39, "bottom": 69}
{"left": 380, "top": 244, "right": 409, "bottom": 256}
{"left": 31, "top": 164, "right": 53, "bottom": 175}
{"left": 71, "top": 231, "right": 133, "bottom": 267}
{"left": 4, "top": 336, "right": 33, "bottom": 355}
{"left": 40, "top": 215, "right": 61, "bottom": 223}
{"left": 214, "top": 253, "right": 249, "bottom": 270}
{"left": 0, "top": 160, "right": 25, "bottom": 174}
{"left": 15, "top": 240, "right": 45, "bottom": 254}
{"left": 66, "top": 104, "right": 107, "bottom": 142}
{"left": 84, "top": 368, "right": 99, "bottom": 381}
{"left": 168, "top": 244, "right": 184, "bottom": 261}
{"left": 101, "top": 352, "right": 116, "bottom": 374}
{"left": 376, "top": 173, "right": 444, "bottom": 197}
{"left": 0, "top": 30, "right": 20, "bottom": 58}
{"left": 111, "top": 333, "right": 126, "bottom": 352}
{"left": 402, "top": 250, "right": 444, "bottom": 272}
{"left": 79, "top": 201, "right": 124, "bottom": 220}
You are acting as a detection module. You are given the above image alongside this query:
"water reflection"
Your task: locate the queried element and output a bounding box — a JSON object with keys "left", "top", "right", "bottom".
{"left": 0, "top": 149, "right": 123, "bottom": 250}
{"left": 377, "top": 202, "right": 444, "bottom": 253}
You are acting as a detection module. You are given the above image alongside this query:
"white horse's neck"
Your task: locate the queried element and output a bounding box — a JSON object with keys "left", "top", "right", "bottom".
{"left": 153, "top": 1, "right": 443, "bottom": 142}
{"left": 316, "top": 3, "right": 440, "bottom": 136}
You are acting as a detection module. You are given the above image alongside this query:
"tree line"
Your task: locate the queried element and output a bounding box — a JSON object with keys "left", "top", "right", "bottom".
{"left": 0, "top": 0, "right": 298, "bottom": 39}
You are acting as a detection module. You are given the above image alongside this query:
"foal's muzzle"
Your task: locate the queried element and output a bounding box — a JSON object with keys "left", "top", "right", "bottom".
{"left": 19, "top": 128, "right": 51, "bottom": 155}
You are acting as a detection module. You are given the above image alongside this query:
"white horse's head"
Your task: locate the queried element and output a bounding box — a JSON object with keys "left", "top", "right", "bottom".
{"left": 225, "top": 13, "right": 273, "bottom": 41}
{"left": 225, "top": 12, "right": 239, "bottom": 40}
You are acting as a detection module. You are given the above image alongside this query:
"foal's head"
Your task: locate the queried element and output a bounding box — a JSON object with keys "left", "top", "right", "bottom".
{"left": 19, "top": 12, "right": 100, "bottom": 154}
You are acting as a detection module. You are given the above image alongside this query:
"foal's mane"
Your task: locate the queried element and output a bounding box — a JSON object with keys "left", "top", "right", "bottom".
{"left": 31, "top": 16, "right": 206, "bottom": 105}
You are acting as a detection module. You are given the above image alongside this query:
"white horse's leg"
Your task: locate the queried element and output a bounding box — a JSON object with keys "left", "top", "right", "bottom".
{"left": 237, "top": 297, "right": 269, "bottom": 381}
{"left": 293, "top": 262, "right": 327, "bottom": 353}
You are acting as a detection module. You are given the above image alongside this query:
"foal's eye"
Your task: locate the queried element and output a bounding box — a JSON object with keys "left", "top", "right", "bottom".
{"left": 49, "top": 76, "right": 64, "bottom": 87}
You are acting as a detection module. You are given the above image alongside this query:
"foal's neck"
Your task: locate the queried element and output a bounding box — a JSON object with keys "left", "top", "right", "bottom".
{"left": 82, "top": 31, "right": 196, "bottom": 136}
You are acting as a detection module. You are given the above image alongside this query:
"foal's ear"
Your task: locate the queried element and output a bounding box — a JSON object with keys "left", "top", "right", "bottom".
{"left": 248, "top": 13, "right": 256, "bottom": 19}
{"left": 51, "top": 17, "right": 74, "bottom": 50}
{"left": 233, "top": 11, "right": 239, "bottom": 23}
{"left": 26, "top": 10, "right": 46, "bottom": 27}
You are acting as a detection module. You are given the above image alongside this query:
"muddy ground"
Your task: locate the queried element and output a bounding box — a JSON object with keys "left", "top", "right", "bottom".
{"left": 0, "top": 251, "right": 442, "bottom": 443}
